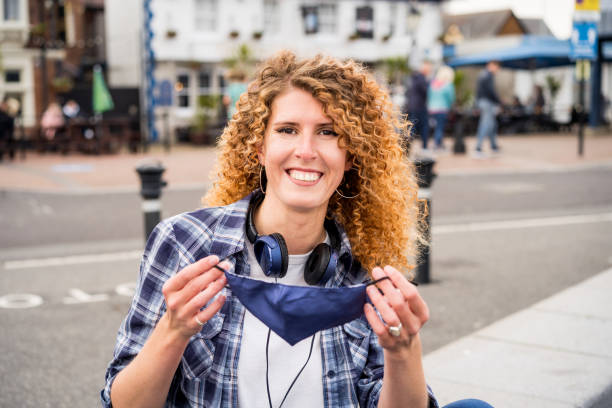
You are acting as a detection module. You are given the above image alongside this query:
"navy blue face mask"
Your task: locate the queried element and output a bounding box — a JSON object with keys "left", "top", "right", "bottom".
{"left": 220, "top": 268, "right": 388, "bottom": 345}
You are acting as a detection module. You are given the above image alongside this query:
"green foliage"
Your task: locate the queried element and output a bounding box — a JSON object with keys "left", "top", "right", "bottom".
{"left": 52, "top": 76, "right": 74, "bottom": 93}
{"left": 381, "top": 56, "right": 410, "bottom": 85}
{"left": 192, "top": 94, "right": 220, "bottom": 131}
{"left": 545, "top": 75, "right": 561, "bottom": 100}
{"left": 453, "top": 70, "right": 474, "bottom": 109}
{"left": 545, "top": 75, "right": 562, "bottom": 115}
{"left": 223, "top": 43, "right": 255, "bottom": 74}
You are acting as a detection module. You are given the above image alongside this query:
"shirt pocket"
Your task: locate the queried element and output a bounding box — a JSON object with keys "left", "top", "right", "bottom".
{"left": 180, "top": 313, "right": 225, "bottom": 380}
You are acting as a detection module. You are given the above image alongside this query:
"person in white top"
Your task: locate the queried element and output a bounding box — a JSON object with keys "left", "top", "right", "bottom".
{"left": 105, "top": 50, "right": 493, "bottom": 408}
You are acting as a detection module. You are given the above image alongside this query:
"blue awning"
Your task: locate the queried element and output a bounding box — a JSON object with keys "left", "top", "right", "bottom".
{"left": 446, "top": 35, "right": 572, "bottom": 69}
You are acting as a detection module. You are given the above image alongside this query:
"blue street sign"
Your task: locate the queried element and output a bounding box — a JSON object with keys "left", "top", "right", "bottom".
{"left": 570, "top": 21, "right": 598, "bottom": 60}
{"left": 157, "top": 80, "right": 173, "bottom": 107}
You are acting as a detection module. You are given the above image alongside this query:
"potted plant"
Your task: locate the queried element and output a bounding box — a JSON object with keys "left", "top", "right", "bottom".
{"left": 189, "top": 94, "right": 221, "bottom": 145}
{"left": 51, "top": 76, "right": 74, "bottom": 93}
{"left": 545, "top": 75, "right": 561, "bottom": 117}
{"left": 348, "top": 32, "right": 360, "bottom": 41}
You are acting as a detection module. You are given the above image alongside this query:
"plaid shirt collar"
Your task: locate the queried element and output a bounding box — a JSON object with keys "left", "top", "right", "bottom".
{"left": 209, "top": 191, "right": 357, "bottom": 286}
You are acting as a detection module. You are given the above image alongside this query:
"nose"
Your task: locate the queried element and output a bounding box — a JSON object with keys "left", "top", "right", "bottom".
{"left": 295, "top": 133, "right": 316, "bottom": 160}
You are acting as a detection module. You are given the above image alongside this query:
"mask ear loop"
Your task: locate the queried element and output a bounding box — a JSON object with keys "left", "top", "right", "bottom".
{"left": 364, "top": 276, "right": 419, "bottom": 287}
{"left": 260, "top": 166, "right": 267, "bottom": 194}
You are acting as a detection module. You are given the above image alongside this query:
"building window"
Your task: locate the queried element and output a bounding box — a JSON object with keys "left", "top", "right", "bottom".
{"left": 218, "top": 74, "right": 226, "bottom": 93}
{"left": 405, "top": 3, "right": 420, "bottom": 35}
{"left": 264, "top": 0, "right": 280, "bottom": 35}
{"left": 302, "top": 6, "right": 318, "bottom": 35}
{"left": 4, "top": 69, "right": 21, "bottom": 83}
{"left": 389, "top": 3, "right": 397, "bottom": 36}
{"left": 194, "top": 0, "right": 217, "bottom": 32}
{"left": 198, "top": 71, "right": 211, "bottom": 94}
{"left": 355, "top": 6, "right": 374, "bottom": 39}
{"left": 3, "top": 0, "right": 20, "bottom": 21}
{"left": 318, "top": 3, "right": 336, "bottom": 34}
{"left": 302, "top": 3, "right": 336, "bottom": 35}
{"left": 176, "top": 73, "right": 190, "bottom": 107}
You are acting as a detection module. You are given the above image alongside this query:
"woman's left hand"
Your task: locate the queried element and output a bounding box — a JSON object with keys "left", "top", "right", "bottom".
{"left": 364, "top": 266, "right": 429, "bottom": 354}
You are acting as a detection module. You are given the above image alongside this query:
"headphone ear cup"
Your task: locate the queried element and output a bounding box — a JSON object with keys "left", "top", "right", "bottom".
{"left": 254, "top": 233, "right": 289, "bottom": 278}
{"left": 304, "top": 243, "right": 337, "bottom": 286}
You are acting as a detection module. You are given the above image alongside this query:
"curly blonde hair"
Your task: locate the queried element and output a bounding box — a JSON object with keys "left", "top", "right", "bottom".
{"left": 204, "top": 50, "right": 424, "bottom": 275}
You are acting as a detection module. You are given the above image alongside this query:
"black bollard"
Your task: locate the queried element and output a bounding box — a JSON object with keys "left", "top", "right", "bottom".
{"left": 452, "top": 111, "right": 466, "bottom": 154}
{"left": 136, "top": 161, "right": 167, "bottom": 241}
{"left": 413, "top": 157, "right": 436, "bottom": 284}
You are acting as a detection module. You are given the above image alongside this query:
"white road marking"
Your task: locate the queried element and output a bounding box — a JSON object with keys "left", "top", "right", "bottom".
{"left": 3, "top": 213, "right": 612, "bottom": 270}
{"left": 116, "top": 282, "right": 137, "bottom": 297}
{"left": 484, "top": 182, "right": 543, "bottom": 194}
{"left": 63, "top": 288, "right": 109, "bottom": 304}
{"left": 0, "top": 293, "right": 44, "bottom": 309}
{"left": 433, "top": 212, "right": 612, "bottom": 234}
{"left": 3, "top": 250, "right": 142, "bottom": 270}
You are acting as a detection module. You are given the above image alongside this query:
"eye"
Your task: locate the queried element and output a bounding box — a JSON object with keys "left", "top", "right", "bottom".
{"left": 319, "top": 128, "right": 338, "bottom": 137}
{"left": 276, "top": 127, "right": 297, "bottom": 135}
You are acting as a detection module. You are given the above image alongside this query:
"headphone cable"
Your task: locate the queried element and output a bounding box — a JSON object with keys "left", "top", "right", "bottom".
{"left": 265, "top": 329, "right": 316, "bottom": 408}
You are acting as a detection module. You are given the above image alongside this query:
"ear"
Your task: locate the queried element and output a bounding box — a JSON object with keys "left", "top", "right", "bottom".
{"left": 257, "top": 143, "right": 265, "bottom": 165}
{"left": 344, "top": 154, "right": 352, "bottom": 172}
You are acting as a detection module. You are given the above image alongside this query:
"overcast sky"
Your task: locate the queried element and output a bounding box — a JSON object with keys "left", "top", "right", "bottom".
{"left": 444, "top": 0, "right": 575, "bottom": 39}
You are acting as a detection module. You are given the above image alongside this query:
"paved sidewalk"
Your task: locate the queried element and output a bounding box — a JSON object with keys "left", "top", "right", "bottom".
{"left": 0, "top": 133, "right": 611, "bottom": 193}
{"left": 424, "top": 267, "right": 612, "bottom": 408}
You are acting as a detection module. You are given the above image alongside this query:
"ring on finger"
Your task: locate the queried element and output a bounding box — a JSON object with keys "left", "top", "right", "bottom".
{"left": 194, "top": 315, "right": 205, "bottom": 326}
{"left": 388, "top": 322, "right": 402, "bottom": 337}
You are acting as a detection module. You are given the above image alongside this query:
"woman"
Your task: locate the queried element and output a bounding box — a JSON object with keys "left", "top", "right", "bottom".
{"left": 427, "top": 66, "right": 455, "bottom": 151}
{"left": 40, "top": 102, "right": 65, "bottom": 140}
{"left": 102, "top": 51, "right": 490, "bottom": 408}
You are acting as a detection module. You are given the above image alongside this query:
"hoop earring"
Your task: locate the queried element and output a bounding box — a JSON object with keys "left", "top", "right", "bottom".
{"left": 259, "top": 166, "right": 267, "bottom": 194}
{"left": 335, "top": 188, "right": 359, "bottom": 199}
{"left": 335, "top": 178, "right": 359, "bottom": 199}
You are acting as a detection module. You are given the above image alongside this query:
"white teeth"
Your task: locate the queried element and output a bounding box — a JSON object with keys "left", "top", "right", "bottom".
{"left": 289, "top": 170, "right": 320, "bottom": 182}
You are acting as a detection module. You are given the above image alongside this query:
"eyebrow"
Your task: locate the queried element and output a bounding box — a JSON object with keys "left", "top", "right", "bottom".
{"left": 271, "top": 120, "right": 334, "bottom": 127}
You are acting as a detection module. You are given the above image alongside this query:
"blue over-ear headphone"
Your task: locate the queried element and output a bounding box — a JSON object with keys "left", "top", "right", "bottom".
{"left": 245, "top": 191, "right": 340, "bottom": 286}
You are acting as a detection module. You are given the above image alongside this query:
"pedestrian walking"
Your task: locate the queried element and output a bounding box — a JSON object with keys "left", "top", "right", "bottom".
{"left": 427, "top": 65, "right": 456, "bottom": 152}
{"left": 404, "top": 60, "right": 432, "bottom": 152}
{"left": 474, "top": 60, "right": 502, "bottom": 157}
{"left": 0, "top": 98, "right": 15, "bottom": 161}
{"left": 102, "top": 50, "right": 491, "bottom": 408}
{"left": 223, "top": 69, "right": 248, "bottom": 121}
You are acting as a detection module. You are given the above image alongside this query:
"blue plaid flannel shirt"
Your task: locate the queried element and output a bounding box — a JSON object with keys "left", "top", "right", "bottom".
{"left": 101, "top": 193, "right": 438, "bottom": 407}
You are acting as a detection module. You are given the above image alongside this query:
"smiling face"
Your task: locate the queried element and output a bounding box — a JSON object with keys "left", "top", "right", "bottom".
{"left": 258, "top": 87, "right": 351, "bottom": 216}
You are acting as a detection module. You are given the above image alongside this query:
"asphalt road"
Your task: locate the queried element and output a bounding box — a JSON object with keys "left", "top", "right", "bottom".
{"left": 1, "top": 166, "right": 611, "bottom": 407}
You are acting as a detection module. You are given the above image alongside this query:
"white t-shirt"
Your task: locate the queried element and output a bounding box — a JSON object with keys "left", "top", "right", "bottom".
{"left": 237, "top": 238, "right": 326, "bottom": 408}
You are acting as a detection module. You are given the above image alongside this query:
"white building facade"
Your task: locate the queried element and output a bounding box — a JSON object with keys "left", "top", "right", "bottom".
{"left": 1, "top": 0, "right": 36, "bottom": 126}
{"left": 105, "top": 0, "right": 443, "bottom": 139}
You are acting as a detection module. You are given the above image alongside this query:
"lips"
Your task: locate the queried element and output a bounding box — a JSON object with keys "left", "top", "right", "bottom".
{"left": 287, "top": 169, "right": 322, "bottom": 182}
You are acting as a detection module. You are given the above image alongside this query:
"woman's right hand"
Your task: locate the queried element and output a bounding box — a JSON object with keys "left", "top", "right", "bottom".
{"left": 161, "top": 255, "right": 228, "bottom": 340}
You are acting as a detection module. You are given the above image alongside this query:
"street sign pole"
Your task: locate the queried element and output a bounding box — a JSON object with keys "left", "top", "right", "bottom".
{"left": 570, "top": 0, "right": 600, "bottom": 157}
{"left": 578, "top": 60, "right": 585, "bottom": 156}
